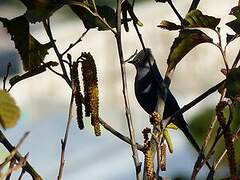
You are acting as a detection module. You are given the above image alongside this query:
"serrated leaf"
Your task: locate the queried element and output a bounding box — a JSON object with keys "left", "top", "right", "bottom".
{"left": 70, "top": 1, "right": 116, "bottom": 31}
{"left": 157, "top": 20, "right": 182, "bottom": 31}
{"left": 0, "top": 15, "right": 53, "bottom": 71}
{"left": 226, "top": 68, "right": 240, "bottom": 98}
{"left": 185, "top": 10, "right": 220, "bottom": 30}
{"left": 19, "top": 0, "right": 65, "bottom": 23}
{"left": 167, "top": 29, "right": 213, "bottom": 71}
{"left": 0, "top": 90, "right": 20, "bottom": 129}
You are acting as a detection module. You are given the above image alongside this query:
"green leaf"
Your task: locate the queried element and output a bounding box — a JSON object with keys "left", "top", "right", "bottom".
{"left": 70, "top": 1, "right": 116, "bottom": 31}
{"left": 157, "top": 20, "right": 182, "bottom": 31}
{"left": 19, "top": 0, "right": 64, "bottom": 23}
{"left": 167, "top": 29, "right": 213, "bottom": 71}
{"left": 226, "top": 68, "right": 240, "bottom": 99}
{"left": 0, "top": 90, "right": 20, "bottom": 129}
{"left": 185, "top": 10, "right": 220, "bottom": 30}
{"left": 0, "top": 15, "right": 53, "bottom": 71}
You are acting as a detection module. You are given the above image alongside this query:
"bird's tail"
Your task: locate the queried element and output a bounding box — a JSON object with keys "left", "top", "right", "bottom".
{"left": 179, "top": 121, "right": 212, "bottom": 170}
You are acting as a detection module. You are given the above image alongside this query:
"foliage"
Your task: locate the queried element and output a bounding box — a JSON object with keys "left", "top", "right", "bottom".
{"left": 0, "top": 0, "right": 240, "bottom": 180}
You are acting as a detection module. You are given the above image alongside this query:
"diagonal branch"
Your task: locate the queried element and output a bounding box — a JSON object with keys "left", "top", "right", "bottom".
{"left": 0, "top": 130, "right": 42, "bottom": 180}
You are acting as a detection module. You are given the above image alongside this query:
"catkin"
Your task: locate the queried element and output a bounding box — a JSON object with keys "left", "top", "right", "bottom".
{"left": 71, "top": 61, "right": 84, "bottom": 130}
{"left": 81, "top": 52, "right": 101, "bottom": 136}
{"left": 144, "top": 141, "right": 154, "bottom": 180}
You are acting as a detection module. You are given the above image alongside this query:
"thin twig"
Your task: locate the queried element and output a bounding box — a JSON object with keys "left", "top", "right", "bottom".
{"left": 214, "top": 125, "right": 240, "bottom": 170}
{"left": 115, "top": 0, "right": 142, "bottom": 179}
{"left": 165, "top": 79, "right": 225, "bottom": 125}
{"left": 0, "top": 130, "right": 42, "bottom": 180}
{"left": 57, "top": 87, "right": 75, "bottom": 180}
{"left": 43, "top": 19, "right": 71, "bottom": 86}
{"left": 0, "top": 132, "right": 30, "bottom": 170}
{"left": 1, "top": 153, "right": 28, "bottom": 179}
{"left": 191, "top": 89, "right": 227, "bottom": 179}
{"left": 62, "top": 29, "right": 89, "bottom": 56}
{"left": 5, "top": 158, "right": 15, "bottom": 180}
{"left": 3, "top": 62, "right": 11, "bottom": 91}
{"left": 188, "top": 0, "right": 201, "bottom": 12}
{"left": 99, "top": 118, "right": 144, "bottom": 151}
{"left": 214, "top": 28, "right": 229, "bottom": 72}
{"left": 167, "top": 0, "right": 185, "bottom": 24}
{"left": 231, "top": 49, "right": 240, "bottom": 68}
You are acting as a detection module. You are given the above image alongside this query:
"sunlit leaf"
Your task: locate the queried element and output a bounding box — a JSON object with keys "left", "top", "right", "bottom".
{"left": 226, "top": 68, "right": 240, "bottom": 98}
{"left": 70, "top": 0, "right": 116, "bottom": 31}
{"left": 0, "top": 15, "right": 53, "bottom": 71}
{"left": 19, "top": 0, "right": 65, "bottom": 23}
{"left": 167, "top": 29, "right": 213, "bottom": 71}
{"left": 185, "top": 10, "right": 220, "bottom": 29}
{"left": 0, "top": 90, "right": 20, "bottom": 129}
{"left": 157, "top": 20, "right": 182, "bottom": 31}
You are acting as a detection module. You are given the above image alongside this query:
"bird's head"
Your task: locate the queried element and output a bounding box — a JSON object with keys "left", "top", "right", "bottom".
{"left": 128, "top": 48, "right": 153, "bottom": 68}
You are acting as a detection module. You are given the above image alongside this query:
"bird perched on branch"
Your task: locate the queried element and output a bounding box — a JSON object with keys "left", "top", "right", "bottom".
{"left": 128, "top": 48, "right": 211, "bottom": 169}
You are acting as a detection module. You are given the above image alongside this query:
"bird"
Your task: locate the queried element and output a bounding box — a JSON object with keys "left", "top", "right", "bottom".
{"left": 128, "top": 48, "right": 211, "bottom": 169}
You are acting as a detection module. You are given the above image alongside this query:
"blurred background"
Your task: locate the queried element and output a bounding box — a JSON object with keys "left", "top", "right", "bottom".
{"left": 0, "top": 0, "right": 239, "bottom": 179}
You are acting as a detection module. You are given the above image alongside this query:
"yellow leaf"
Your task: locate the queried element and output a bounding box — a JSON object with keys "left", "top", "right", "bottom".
{"left": 0, "top": 90, "right": 20, "bottom": 128}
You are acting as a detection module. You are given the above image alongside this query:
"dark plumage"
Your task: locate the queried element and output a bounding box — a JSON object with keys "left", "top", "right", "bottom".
{"left": 129, "top": 48, "right": 210, "bottom": 169}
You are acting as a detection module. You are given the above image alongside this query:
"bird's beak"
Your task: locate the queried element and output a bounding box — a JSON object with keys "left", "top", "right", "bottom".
{"left": 124, "top": 50, "right": 138, "bottom": 64}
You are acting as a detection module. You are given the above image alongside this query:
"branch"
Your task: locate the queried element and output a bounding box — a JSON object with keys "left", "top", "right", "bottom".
{"left": 115, "top": 0, "right": 142, "bottom": 179}
{"left": 0, "top": 130, "right": 42, "bottom": 180}
{"left": 3, "top": 62, "right": 11, "bottom": 91}
{"left": 165, "top": 79, "right": 226, "bottom": 125}
{"left": 43, "top": 19, "right": 71, "bottom": 86}
{"left": 99, "top": 118, "right": 144, "bottom": 151}
{"left": 167, "top": 0, "right": 185, "bottom": 24}
{"left": 57, "top": 87, "right": 75, "bottom": 180}
{"left": 188, "top": 0, "right": 201, "bottom": 12}
{"left": 61, "top": 29, "right": 89, "bottom": 56}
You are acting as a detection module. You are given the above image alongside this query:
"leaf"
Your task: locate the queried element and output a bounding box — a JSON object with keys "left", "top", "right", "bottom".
{"left": 0, "top": 15, "right": 53, "bottom": 71}
{"left": 19, "top": 0, "right": 65, "bottom": 23}
{"left": 0, "top": 90, "right": 20, "bottom": 129}
{"left": 157, "top": 20, "right": 182, "bottom": 31}
{"left": 70, "top": 1, "right": 116, "bottom": 31}
{"left": 167, "top": 29, "right": 213, "bottom": 71}
{"left": 226, "top": 68, "right": 240, "bottom": 99}
{"left": 226, "top": 34, "right": 236, "bottom": 44}
{"left": 229, "top": 6, "right": 240, "bottom": 19}
{"left": 185, "top": 10, "right": 220, "bottom": 30}
{"left": 226, "top": 20, "right": 240, "bottom": 34}
{"left": 226, "top": 6, "right": 240, "bottom": 34}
